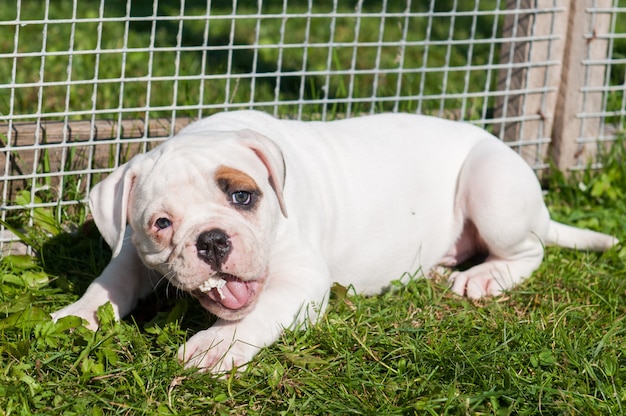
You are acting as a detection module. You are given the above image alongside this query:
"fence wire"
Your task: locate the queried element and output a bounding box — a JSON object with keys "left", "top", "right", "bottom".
{"left": 0, "top": 0, "right": 624, "bottom": 251}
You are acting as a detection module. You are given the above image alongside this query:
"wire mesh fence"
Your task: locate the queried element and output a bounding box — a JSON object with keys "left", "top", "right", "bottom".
{"left": 0, "top": 0, "right": 625, "bottom": 251}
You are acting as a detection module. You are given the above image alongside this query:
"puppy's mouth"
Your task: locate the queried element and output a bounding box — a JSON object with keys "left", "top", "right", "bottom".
{"left": 192, "top": 272, "right": 263, "bottom": 311}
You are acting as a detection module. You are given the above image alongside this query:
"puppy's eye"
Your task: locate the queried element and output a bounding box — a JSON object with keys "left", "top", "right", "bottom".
{"left": 231, "top": 191, "right": 252, "bottom": 205}
{"left": 155, "top": 217, "right": 172, "bottom": 230}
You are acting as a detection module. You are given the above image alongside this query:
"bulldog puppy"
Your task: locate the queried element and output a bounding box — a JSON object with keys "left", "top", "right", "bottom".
{"left": 51, "top": 110, "right": 617, "bottom": 373}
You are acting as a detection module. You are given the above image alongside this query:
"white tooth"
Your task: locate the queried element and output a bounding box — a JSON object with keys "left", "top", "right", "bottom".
{"left": 198, "top": 276, "right": 227, "bottom": 300}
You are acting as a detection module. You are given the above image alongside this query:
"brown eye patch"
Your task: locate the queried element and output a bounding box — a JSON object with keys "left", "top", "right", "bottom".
{"left": 215, "top": 165, "right": 262, "bottom": 209}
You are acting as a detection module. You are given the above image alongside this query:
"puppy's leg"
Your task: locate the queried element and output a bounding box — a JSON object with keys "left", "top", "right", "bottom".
{"left": 51, "top": 227, "right": 157, "bottom": 329}
{"left": 179, "top": 246, "right": 331, "bottom": 373}
{"left": 449, "top": 140, "right": 550, "bottom": 299}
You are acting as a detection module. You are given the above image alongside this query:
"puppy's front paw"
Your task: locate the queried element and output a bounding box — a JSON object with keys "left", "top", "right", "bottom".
{"left": 50, "top": 303, "right": 100, "bottom": 331}
{"left": 178, "top": 327, "right": 260, "bottom": 374}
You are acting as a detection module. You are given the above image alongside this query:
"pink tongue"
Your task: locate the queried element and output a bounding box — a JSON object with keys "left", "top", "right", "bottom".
{"left": 211, "top": 279, "right": 252, "bottom": 310}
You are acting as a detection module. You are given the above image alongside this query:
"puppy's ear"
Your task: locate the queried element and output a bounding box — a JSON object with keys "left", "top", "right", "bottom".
{"left": 88, "top": 155, "right": 146, "bottom": 257}
{"left": 238, "top": 129, "right": 288, "bottom": 218}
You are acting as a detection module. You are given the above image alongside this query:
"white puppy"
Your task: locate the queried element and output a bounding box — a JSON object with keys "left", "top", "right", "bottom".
{"left": 51, "top": 110, "right": 617, "bottom": 373}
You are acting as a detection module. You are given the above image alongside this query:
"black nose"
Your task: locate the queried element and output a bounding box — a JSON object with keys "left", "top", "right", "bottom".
{"left": 196, "top": 229, "right": 232, "bottom": 270}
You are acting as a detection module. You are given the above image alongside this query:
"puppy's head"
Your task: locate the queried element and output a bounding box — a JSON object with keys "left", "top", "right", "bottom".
{"left": 89, "top": 129, "right": 287, "bottom": 320}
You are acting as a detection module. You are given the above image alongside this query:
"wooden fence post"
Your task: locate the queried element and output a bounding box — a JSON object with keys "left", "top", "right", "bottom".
{"left": 495, "top": 0, "right": 611, "bottom": 172}
{"left": 551, "top": 0, "right": 612, "bottom": 171}
{"left": 494, "top": 0, "right": 569, "bottom": 170}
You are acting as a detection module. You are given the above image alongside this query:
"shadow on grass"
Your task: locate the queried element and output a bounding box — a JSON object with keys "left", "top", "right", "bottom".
{"left": 38, "top": 221, "right": 214, "bottom": 332}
